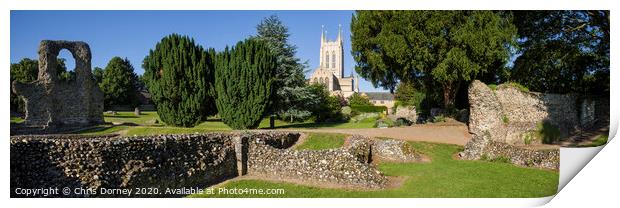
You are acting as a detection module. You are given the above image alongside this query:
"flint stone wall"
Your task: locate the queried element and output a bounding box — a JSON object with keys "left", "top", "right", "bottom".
{"left": 468, "top": 80, "right": 608, "bottom": 144}
{"left": 460, "top": 133, "right": 559, "bottom": 170}
{"left": 245, "top": 134, "right": 388, "bottom": 189}
{"left": 12, "top": 40, "right": 104, "bottom": 128}
{"left": 344, "top": 135, "right": 425, "bottom": 163}
{"left": 11, "top": 132, "right": 390, "bottom": 197}
{"left": 11, "top": 133, "right": 238, "bottom": 197}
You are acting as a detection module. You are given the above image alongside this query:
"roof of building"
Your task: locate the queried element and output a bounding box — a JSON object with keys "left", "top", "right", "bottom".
{"left": 362, "top": 92, "right": 394, "bottom": 101}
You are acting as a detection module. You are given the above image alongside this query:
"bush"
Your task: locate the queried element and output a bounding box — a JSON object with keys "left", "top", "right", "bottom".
{"left": 432, "top": 115, "right": 447, "bottom": 123}
{"left": 538, "top": 121, "right": 561, "bottom": 144}
{"left": 502, "top": 115, "right": 509, "bottom": 124}
{"left": 215, "top": 38, "right": 277, "bottom": 129}
{"left": 307, "top": 83, "right": 344, "bottom": 122}
{"left": 348, "top": 92, "right": 372, "bottom": 106}
{"left": 374, "top": 118, "right": 394, "bottom": 128}
{"left": 142, "top": 34, "right": 216, "bottom": 127}
{"left": 394, "top": 117, "right": 412, "bottom": 127}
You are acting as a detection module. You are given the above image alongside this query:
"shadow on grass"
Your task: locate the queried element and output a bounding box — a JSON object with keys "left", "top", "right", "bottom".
{"left": 104, "top": 115, "right": 139, "bottom": 118}
{"left": 262, "top": 122, "right": 347, "bottom": 129}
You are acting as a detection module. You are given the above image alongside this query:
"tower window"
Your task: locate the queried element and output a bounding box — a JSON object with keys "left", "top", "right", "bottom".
{"left": 325, "top": 51, "right": 329, "bottom": 68}
{"left": 331, "top": 51, "right": 336, "bottom": 68}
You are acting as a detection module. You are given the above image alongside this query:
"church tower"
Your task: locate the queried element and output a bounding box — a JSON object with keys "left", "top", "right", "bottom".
{"left": 309, "top": 24, "right": 359, "bottom": 98}
{"left": 319, "top": 25, "right": 344, "bottom": 78}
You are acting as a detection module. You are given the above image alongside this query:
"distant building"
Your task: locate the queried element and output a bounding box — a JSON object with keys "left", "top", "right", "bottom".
{"left": 308, "top": 25, "right": 359, "bottom": 98}
{"left": 361, "top": 92, "right": 395, "bottom": 112}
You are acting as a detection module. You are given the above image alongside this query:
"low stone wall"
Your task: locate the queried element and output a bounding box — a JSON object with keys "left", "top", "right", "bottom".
{"left": 245, "top": 134, "right": 388, "bottom": 189}
{"left": 343, "top": 135, "right": 425, "bottom": 163}
{"left": 11, "top": 132, "right": 393, "bottom": 197}
{"left": 460, "top": 133, "right": 559, "bottom": 170}
{"left": 11, "top": 133, "right": 238, "bottom": 197}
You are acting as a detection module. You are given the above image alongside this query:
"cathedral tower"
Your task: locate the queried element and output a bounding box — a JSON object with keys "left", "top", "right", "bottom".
{"left": 319, "top": 24, "right": 344, "bottom": 78}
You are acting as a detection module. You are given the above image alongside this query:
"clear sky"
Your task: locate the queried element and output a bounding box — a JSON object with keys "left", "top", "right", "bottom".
{"left": 10, "top": 10, "right": 389, "bottom": 92}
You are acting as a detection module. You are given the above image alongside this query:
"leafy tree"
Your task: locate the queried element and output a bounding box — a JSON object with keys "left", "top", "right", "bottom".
{"left": 351, "top": 11, "right": 516, "bottom": 109}
{"left": 99, "top": 57, "right": 139, "bottom": 108}
{"left": 348, "top": 92, "right": 372, "bottom": 106}
{"left": 10, "top": 58, "right": 70, "bottom": 114}
{"left": 92, "top": 67, "right": 104, "bottom": 84}
{"left": 255, "top": 15, "right": 317, "bottom": 124}
{"left": 142, "top": 34, "right": 216, "bottom": 127}
{"left": 394, "top": 80, "right": 427, "bottom": 111}
{"left": 307, "top": 83, "right": 344, "bottom": 122}
{"left": 215, "top": 38, "right": 276, "bottom": 129}
{"left": 511, "top": 11, "right": 609, "bottom": 94}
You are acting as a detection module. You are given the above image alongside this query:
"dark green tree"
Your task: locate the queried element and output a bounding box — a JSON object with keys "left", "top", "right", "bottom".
{"left": 92, "top": 67, "right": 104, "bottom": 84}
{"left": 99, "top": 57, "right": 139, "bottom": 108}
{"left": 351, "top": 11, "right": 516, "bottom": 109}
{"left": 511, "top": 11, "right": 609, "bottom": 94}
{"left": 255, "top": 15, "right": 318, "bottom": 124}
{"left": 307, "top": 83, "right": 343, "bottom": 122}
{"left": 10, "top": 58, "right": 70, "bottom": 114}
{"left": 348, "top": 92, "right": 372, "bottom": 106}
{"left": 142, "top": 34, "right": 217, "bottom": 127}
{"left": 215, "top": 38, "right": 276, "bottom": 129}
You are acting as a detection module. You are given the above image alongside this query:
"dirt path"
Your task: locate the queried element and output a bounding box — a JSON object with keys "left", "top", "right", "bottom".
{"left": 279, "top": 122, "right": 472, "bottom": 146}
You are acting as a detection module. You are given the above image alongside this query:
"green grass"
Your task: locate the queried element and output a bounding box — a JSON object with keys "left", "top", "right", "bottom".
{"left": 577, "top": 135, "right": 609, "bottom": 147}
{"left": 190, "top": 141, "right": 558, "bottom": 198}
{"left": 104, "top": 111, "right": 160, "bottom": 125}
{"left": 295, "top": 133, "right": 346, "bottom": 150}
{"left": 80, "top": 111, "right": 377, "bottom": 136}
{"left": 10, "top": 116, "right": 24, "bottom": 124}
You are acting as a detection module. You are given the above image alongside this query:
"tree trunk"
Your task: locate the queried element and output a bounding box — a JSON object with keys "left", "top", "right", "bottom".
{"left": 269, "top": 115, "right": 275, "bottom": 129}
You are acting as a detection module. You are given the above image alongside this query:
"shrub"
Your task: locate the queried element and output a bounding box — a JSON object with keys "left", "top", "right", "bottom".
{"left": 394, "top": 117, "right": 412, "bottom": 127}
{"left": 142, "top": 34, "right": 216, "bottom": 127}
{"left": 374, "top": 118, "right": 394, "bottom": 128}
{"left": 488, "top": 84, "right": 498, "bottom": 91}
{"left": 433, "top": 115, "right": 447, "bottom": 123}
{"left": 538, "top": 121, "right": 561, "bottom": 144}
{"left": 215, "top": 38, "right": 276, "bottom": 129}
{"left": 502, "top": 115, "right": 509, "bottom": 124}
{"left": 307, "top": 83, "right": 344, "bottom": 122}
{"left": 348, "top": 92, "right": 372, "bottom": 106}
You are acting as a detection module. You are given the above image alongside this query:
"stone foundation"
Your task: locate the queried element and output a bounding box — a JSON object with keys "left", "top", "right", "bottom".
{"left": 11, "top": 132, "right": 394, "bottom": 197}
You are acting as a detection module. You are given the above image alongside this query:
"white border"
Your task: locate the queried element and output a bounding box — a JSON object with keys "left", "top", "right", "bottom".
{"left": 1, "top": 1, "right": 617, "bottom": 208}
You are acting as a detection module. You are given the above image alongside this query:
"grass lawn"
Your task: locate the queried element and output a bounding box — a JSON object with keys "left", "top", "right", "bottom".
{"left": 295, "top": 133, "right": 347, "bottom": 150}
{"left": 10, "top": 116, "right": 24, "bottom": 124}
{"left": 189, "top": 141, "right": 559, "bottom": 198}
{"left": 576, "top": 134, "right": 609, "bottom": 147}
{"left": 74, "top": 111, "right": 380, "bottom": 136}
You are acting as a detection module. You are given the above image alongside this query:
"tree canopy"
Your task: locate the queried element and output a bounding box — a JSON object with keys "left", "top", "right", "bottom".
{"left": 351, "top": 11, "right": 517, "bottom": 109}
{"left": 142, "top": 34, "right": 217, "bottom": 127}
{"left": 215, "top": 38, "right": 276, "bottom": 129}
{"left": 255, "top": 15, "right": 318, "bottom": 122}
{"left": 99, "top": 57, "right": 139, "bottom": 108}
{"left": 511, "top": 11, "right": 609, "bottom": 95}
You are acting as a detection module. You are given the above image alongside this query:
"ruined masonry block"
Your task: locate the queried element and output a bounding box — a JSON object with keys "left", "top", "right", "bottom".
{"left": 12, "top": 40, "right": 104, "bottom": 127}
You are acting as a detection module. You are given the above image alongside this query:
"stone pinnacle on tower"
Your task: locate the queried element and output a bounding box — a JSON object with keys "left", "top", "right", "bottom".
{"left": 321, "top": 25, "right": 325, "bottom": 43}
{"left": 337, "top": 24, "right": 342, "bottom": 42}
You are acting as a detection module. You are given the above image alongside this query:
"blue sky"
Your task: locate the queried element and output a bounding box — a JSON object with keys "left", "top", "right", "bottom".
{"left": 10, "top": 10, "right": 388, "bottom": 92}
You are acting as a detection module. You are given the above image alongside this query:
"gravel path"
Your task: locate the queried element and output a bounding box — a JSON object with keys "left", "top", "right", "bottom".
{"left": 281, "top": 122, "right": 472, "bottom": 146}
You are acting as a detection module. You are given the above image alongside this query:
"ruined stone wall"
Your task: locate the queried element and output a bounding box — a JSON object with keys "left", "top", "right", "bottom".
{"left": 11, "top": 134, "right": 238, "bottom": 197}
{"left": 460, "top": 133, "right": 559, "bottom": 170}
{"left": 245, "top": 133, "right": 388, "bottom": 189}
{"left": 12, "top": 40, "right": 104, "bottom": 128}
{"left": 468, "top": 80, "right": 607, "bottom": 144}
{"left": 11, "top": 132, "right": 392, "bottom": 197}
